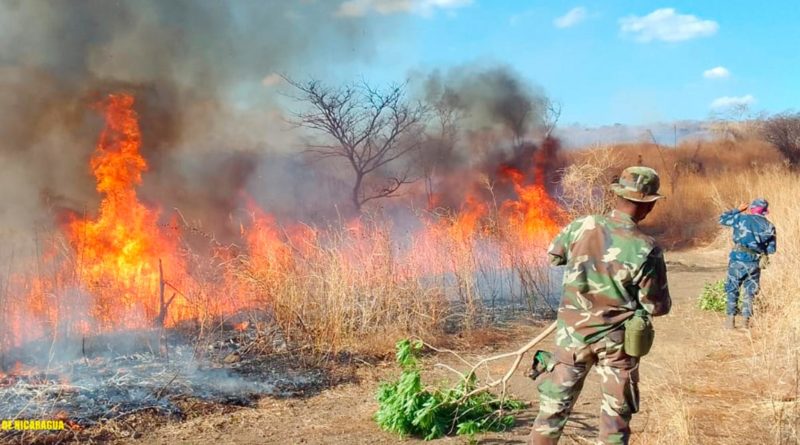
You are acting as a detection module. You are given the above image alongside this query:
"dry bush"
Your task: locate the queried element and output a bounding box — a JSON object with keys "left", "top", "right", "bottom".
{"left": 760, "top": 112, "right": 800, "bottom": 165}
{"left": 558, "top": 145, "right": 621, "bottom": 218}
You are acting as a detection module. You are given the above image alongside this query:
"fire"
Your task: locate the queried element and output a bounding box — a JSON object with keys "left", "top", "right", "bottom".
{"left": 241, "top": 196, "right": 293, "bottom": 275}
{"left": 64, "top": 94, "right": 186, "bottom": 329}
{"left": 0, "top": 92, "right": 566, "bottom": 353}
{"left": 498, "top": 163, "right": 562, "bottom": 246}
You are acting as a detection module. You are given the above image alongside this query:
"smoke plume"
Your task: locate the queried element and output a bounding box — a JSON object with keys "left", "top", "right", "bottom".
{"left": 412, "top": 64, "right": 558, "bottom": 207}
{"left": 0, "top": 0, "right": 373, "bottom": 239}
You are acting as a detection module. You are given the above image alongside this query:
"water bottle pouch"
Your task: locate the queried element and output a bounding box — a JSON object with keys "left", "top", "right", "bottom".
{"left": 624, "top": 311, "right": 655, "bottom": 357}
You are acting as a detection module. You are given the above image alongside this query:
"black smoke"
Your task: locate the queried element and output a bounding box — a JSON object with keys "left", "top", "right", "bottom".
{"left": 0, "top": 0, "right": 373, "bottom": 239}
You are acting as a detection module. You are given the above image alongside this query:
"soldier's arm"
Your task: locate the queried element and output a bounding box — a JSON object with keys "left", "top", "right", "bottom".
{"left": 547, "top": 222, "right": 573, "bottom": 266}
{"left": 766, "top": 224, "right": 777, "bottom": 255}
{"left": 718, "top": 209, "right": 740, "bottom": 227}
{"left": 634, "top": 246, "right": 671, "bottom": 317}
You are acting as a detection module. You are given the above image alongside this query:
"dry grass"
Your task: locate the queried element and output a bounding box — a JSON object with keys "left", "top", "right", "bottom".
{"left": 232, "top": 213, "right": 557, "bottom": 358}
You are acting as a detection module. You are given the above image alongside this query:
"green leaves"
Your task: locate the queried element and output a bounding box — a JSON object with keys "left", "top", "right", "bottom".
{"left": 375, "top": 338, "right": 524, "bottom": 440}
{"left": 697, "top": 280, "right": 727, "bottom": 312}
{"left": 395, "top": 339, "right": 423, "bottom": 369}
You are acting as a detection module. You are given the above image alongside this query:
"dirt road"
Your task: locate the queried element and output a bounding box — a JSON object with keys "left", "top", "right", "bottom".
{"left": 122, "top": 249, "right": 771, "bottom": 444}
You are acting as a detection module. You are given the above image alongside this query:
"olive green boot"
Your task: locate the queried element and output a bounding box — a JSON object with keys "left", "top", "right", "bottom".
{"left": 725, "top": 315, "right": 735, "bottom": 329}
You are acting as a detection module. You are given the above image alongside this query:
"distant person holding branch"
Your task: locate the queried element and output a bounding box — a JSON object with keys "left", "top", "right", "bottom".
{"left": 719, "top": 198, "right": 777, "bottom": 329}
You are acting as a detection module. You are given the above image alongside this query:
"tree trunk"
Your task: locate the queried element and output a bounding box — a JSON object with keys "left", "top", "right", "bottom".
{"left": 352, "top": 173, "right": 363, "bottom": 213}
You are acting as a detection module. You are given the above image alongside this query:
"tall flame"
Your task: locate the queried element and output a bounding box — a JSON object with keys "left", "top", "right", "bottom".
{"left": 66, "top": 94, "right": 184, "bottom": 328}
{"left": 498, "top": 163, "right": 562, "bottom": 246}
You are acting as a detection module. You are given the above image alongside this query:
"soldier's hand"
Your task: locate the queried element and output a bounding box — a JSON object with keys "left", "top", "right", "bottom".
{"left": 738, "top": 203, "right": 749, "bottom": 212}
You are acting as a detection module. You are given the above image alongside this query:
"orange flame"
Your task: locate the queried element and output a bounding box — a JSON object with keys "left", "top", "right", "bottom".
{"left": 498, "top": 163, "right": 562, "bottom": 246}
{"left": 65, "top": 93, "right": 185, "bottom": 328}
{"left": 1, "top": 93, "right": 567, "bottom": 353}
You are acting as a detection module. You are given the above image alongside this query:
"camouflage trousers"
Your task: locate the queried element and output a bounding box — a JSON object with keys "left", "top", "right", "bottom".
{"left": 530, "top": 330, "right": 639, "bottom": 445}
{"left": 725, "top": 260, "right": 760, "bottom": 318}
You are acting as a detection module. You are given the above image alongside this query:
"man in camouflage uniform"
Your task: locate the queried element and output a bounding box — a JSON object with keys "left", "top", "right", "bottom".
{"left": 719, "top": 198, "right": 777, "bottom": 329}
{"left": 530, "top": 166, "right": 672, "bottom": 445}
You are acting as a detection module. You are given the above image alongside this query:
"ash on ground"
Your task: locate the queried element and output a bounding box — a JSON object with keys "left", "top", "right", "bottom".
{"left": 0, "top": 322, "right": 330, "bottom": 439}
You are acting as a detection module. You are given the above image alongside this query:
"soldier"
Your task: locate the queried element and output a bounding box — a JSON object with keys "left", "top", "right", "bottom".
{"left": 530, "top": 166, "right": 672, "bottom": 445}
{"left": 719, "top": 198, "right": 777, "bottom": 329}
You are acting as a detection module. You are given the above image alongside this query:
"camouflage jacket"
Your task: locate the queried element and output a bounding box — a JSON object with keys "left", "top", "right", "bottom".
{"left": 548, "top": 210, "right": 672, "bottom": 347}
{"left": 719, "top": 209, "right": 777, "bottom": 262}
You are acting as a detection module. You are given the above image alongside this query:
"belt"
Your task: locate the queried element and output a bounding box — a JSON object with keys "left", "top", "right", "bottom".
{"left": 734, "top": 245, "right": 760, "bottom": 256}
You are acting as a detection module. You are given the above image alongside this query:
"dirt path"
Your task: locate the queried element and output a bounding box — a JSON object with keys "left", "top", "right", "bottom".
{"left": 121, "top": 249, "right": 767, "bottom": 445}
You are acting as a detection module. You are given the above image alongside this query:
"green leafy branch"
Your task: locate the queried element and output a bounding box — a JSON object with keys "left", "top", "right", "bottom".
{"left": 698, "top": 280, "right": 730, "bottom": 312}
{"left": 375, "top": 322, "right": 557, "bottom": 440}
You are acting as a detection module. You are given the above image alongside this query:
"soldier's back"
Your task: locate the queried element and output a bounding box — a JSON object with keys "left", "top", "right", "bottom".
{"left": 550, "top": 210, "right": 657, "bottom": 344}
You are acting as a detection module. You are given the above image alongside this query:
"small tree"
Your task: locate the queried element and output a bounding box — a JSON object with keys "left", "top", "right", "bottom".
{"left": 419, "top": 87, "right": 462, "bottom": 207}
{"left": 542, "top": 98, "right": 562, "bottom": 139}
{"left": 760, "top": 112, "right": 800, "bottom": 166}
{"left": 288, "top": 79, "right": 428, "bottom": 212}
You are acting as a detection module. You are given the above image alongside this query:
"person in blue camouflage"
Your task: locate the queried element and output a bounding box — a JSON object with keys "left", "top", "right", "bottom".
{"left": 719, "top": 198, "right": 777, "bottom": 329}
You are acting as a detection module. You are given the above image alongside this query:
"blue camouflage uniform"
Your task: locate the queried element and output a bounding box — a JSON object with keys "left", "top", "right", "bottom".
{"left": 719, "top": 201, "right": 777, "bottom": 318}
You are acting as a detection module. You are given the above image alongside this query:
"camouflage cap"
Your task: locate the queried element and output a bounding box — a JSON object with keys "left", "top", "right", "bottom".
{"left": 610, "top": 166, "right": 663, "bottom": 203}
{"left": 750, "top": 198, "right": 769, "bottom": 209}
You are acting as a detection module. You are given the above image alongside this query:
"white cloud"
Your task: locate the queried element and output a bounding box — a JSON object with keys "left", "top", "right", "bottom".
{"left": 336, "top": 0, "right": 471, "bottom": 17}
{"left": 554, "top": 7, "right": 587, "bottom": 29}
{"left": 703, "top": 66, "right": 730, "bottom": 79}
{"left": 261, "top": 73, "right": 283, "bottom": 87}
{"left": 619, "top": 8, "right": 718, "bottom": 42}
{"left": 710, "top": 94, "right": 755, "bottom": 110}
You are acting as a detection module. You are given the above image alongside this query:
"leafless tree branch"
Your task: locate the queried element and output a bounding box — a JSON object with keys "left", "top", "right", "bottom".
{"left": 287, "top": 78, "right": 429, "bottom": 212}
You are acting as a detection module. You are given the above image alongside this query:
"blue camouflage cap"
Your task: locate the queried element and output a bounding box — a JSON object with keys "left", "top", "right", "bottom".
{"left": 750, "top": 198, "right": 769, "bottom": 210}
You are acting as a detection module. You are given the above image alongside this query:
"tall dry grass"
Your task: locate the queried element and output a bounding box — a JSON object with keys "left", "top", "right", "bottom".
{"left": 728, "top": 168, "right": 800, "bottom": 443}
{"left": 232, "top": 213, "right": 557, "bottom": 358}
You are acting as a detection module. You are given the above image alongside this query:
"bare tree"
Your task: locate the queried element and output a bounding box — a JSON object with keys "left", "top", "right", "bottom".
{"left": 760, "top": 112, "right": 800, "bottom": 166}
{"left": 287, "top": 79, "right": 428, "bottom": 212}
{"left": 419, "top": 88, "right": 463, "bottom": 207}
{"left": 542, "top": 98, "right": 562, "bottom": 139}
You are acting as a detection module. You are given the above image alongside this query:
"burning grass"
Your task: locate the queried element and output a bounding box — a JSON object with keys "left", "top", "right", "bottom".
{"left": 0, "top": 92, "right": 566, "bottom": 443}
{"left": 0, "top": 93, "right": 563, "bottom": 359}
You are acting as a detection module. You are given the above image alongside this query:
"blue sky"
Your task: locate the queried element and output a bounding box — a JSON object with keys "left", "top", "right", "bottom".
{"left": 313, "top": 0, "right": 800, "bottom": 126}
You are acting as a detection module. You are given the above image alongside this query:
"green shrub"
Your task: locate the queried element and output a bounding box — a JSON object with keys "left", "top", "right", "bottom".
{"left": 697, "top": 280, "right": 727, "bottom": 312}
{"left": 375, "top": 339, "right": 524, "bottom": 440}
